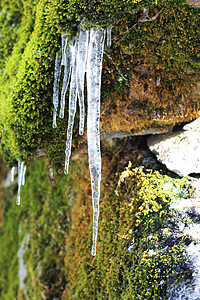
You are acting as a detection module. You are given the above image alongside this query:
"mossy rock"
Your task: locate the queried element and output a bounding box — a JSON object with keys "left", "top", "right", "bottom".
{"left": 0, "top": 0, "right": 199, "bottom": 168}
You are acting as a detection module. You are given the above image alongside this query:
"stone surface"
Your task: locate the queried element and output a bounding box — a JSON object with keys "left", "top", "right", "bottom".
{"left": 147, "top": 118, "right": 200, "bottom": 176}
{"left": 167, "top": 178, "right": 200, "bottom": 299}
{"left": 185, "top": 0, "right": 200, "bottom": 8}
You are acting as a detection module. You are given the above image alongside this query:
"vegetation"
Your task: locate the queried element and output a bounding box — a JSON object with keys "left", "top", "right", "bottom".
{"left": 63, "top": 161, "right": 194, "bottom": 299}
{"left": 0, "top": 153, "right": 196, "bottom": 299}
{"left": 0, "top": 0, "right": 200, "bottom": 299}
{"left": 0, "top": 158, "right": 71, "bottom": 299}
{"left": 0, "top": 0, "right": 199, "bottom": 167}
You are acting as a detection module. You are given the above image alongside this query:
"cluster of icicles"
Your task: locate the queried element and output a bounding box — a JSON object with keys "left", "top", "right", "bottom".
{"left": 53, "top": 24, "right": 111, "bottom": 256}
{"left": 12, "top": 23, "right": 111, "bottom": 256}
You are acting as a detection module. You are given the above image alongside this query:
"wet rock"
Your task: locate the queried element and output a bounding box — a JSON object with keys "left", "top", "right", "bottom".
{"left": 166, "top": 178, "right": 200, "bottom": 299}
{"left": 147, "top": 118, "right": 200, "bottom": 176}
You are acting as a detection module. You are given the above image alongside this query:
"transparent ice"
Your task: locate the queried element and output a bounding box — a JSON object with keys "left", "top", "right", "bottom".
{"left": 10, "top": 166, "right": 15, "bottom": 182}
{"left": 86, "top": 27, "right": 105, "bottom": 256}
{"left": 21, "top": 165, "right": 26, "bottom": 186}
{"left": 49, "top": 167, "right": 54, "bottom": 179}
{"left": 76, "top": 27, "right": 89, "bottom": 135}
{"left": 64, "top": 39, "right": 79, "bottom": 175}
{"left": 60, "top": 38, "right": 73, "bottom": 119}
{"left": 17, "top": 161, "right": 25, "bottom": 205}
{"left": 53, "top": 51, "right": 62, "bottom": 128}
{"left": 53, "top": 25, "right": 106, "bottom": 256}
{"left": 106, "top": 25, "right": 112, "bottom": 48}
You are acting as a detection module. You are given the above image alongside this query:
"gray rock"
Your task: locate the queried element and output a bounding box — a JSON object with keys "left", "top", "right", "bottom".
{"left": 147, "top": 118, "right": 200, "bottom": 176}
{"left": 167, "top": 178, "right": 200, "bottom": 299}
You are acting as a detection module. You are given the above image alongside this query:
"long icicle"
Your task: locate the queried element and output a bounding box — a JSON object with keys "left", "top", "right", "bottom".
{"left": 17, "top": 161, "right": 24, "bottom": 205}
{"left": 106, "top": 25, "right": 112, "bottom": 48}
{"left": 21, "top": 165, "right": 26, "bottom": 186}
{"left": 76, "top": 27, "right": 89, "bottom": 135}
{"left": 87, "top": 27, "right": 106, "bottom": 256}
{"left": 10, "top": 166, "right": 15, "bottom": 182}
{"left": 59, "top": 39, "right": 73, "bottom": 119}
{"left": 64, "top": 39, "right": 79, "bottom": 174}
{"left": 53, "top": 51, "right": 62, "bottom": 128}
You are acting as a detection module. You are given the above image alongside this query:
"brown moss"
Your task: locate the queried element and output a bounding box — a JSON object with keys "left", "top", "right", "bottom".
{"left": 100, "top": 71, "right": 200, "bottom": 134}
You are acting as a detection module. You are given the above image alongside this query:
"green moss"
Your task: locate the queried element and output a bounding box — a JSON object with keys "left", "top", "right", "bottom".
{"left": 63, "top": 163, "right": 194, "bottom": 299}
{"left": 0, "top": 151, "right": 197, "bottom": 299}
{"left": 0, "top": 158, "right": 73, "bottom": 299}
{"left": 0, "top": 0, "right": 199, "bottom": 167}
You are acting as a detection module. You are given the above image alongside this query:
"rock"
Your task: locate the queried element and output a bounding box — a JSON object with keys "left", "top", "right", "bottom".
{"left": 166, "top": 177, "right": 200, "bottom": 299}
{"left": 100, "top": 127, "right": 173, "bottom": 140}
{"left": 185, "top": 0, "right": 200, "bottom": 8}
{"left": 147, "top": 118, "right": 200, "bottom": 176}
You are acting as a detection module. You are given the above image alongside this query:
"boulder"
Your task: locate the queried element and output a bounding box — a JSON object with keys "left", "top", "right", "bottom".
{"left": 147, "top": 118, "right": 200, "bottom": 176}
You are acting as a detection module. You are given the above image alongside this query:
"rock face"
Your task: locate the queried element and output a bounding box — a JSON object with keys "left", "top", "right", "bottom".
{"left": 147, "top": 118, "right": 200, "bottom": 177}
{"left": 166, "top": 178, "right": 200, "bottom": 299}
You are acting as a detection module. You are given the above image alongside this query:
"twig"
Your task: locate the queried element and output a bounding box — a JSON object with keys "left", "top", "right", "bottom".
{"left": 116, "top": 22, "right": 138, "bottom": 45}
{"left": 116, "top": 8, "right": 164, "bottom": 45}
{"left": 104, "top": 51, "right": 128, "bottom": 81}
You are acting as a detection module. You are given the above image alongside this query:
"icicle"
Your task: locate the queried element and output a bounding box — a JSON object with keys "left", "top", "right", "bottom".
{"left": 59, "top": 42, "right": 73, "bottom": 119}
{"left": 106, "top": 25, "right": 112, "bottom": 48}
{"left": 53, "top": 23, "right": 106, "bottom": 255}
{"left": 76, "top": 27, "right": 89, "bottom": 135}
{"left": 10, "top": 166, "right": 15, "bottom": 182}
{"left": 49, "top": 167, "right": 53, "bottom": 179}
{"left": 87, "top": 27, "right": 106, "bottom": 256}
{"left": 61, "top": 34, "right": 67, "bottom": 66}
{"left": 53, "top": 51, "right": 62, "bottom": 128}
{"left": 17, "top": 161, "right": 24, "bottom": 205}
{"left": 64, "top": 39, "right": 79, "bottom": 174}
{"left": 21, "top": 165, "right": 26, "bottom": 186}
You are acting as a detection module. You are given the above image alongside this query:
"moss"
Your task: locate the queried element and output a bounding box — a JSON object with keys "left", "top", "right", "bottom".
{"left": 0, "top": 158, "right": 73, "bottom": 299}
{"left": 0, "top": 0, "right": 199, "bottom": 168}
{"left": 63, "top": 162, "right": 194, "bottom": 299}
{"left": 0, "top": 141, "right": 197, "bottom": 299}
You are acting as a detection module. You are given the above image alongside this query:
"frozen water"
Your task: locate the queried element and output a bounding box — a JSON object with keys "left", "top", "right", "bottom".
{"left": 10, "top": 166, "right": 15, "bottom": 182}
{"left": 64, "top": 39, "right": 79, "bottom": 174}
{"left": 21, "top": 165, "right": 26, "bottom": 186}
{"left": 16, "top": 161, "right": 25, "bottom": 205}
{"left": 49, "top": 167, "right": 53, "bottom": 179}
{"left": 87, "top": 27, "right": 105, "bottom": 256}
{"left": 53, "top": 51, "right": 62, "bottom": 128}
{"left": 106, "top": 25, "right": 112, "bottom": 48}
{"left": 76, "top": 27, "right": 89, "bottom": 135}
{"left": 59, "top": 41, "right": 73, "bottom": 119}
{"left": 53, "top": 24, "right": 106, "bottom": 255}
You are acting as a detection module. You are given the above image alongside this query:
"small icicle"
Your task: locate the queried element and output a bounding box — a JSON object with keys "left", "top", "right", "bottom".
{"left": 49, "top": 167, "right": 53, "bottom": 179}
{"left": 76, "top": 27, "right": 89, "bottom": 135}
{"left": 53, "top": 51, "right": 62, "bottom": 128}
{"left": 10, "top": 166, "right": 15, "bottom": 182}
{"left": 106, "top": 25, "right": 112, "bottom": 48}
{"left": 87, "top": 27, "right": 106, "bottom": 256}
{"left": 59, "top": 42, "right": 73, "bottom": 119}
{"left": 64, "top": 39, "right": 79, "bottom": 175}
{"left": 61, "top": 34, "right": 67, "bottom": 66}
{"left": 17, "top": 161, "right": 24, "bottom": 205}
{"left": 21, "top": 165, "right": 26, "bottom": 186}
